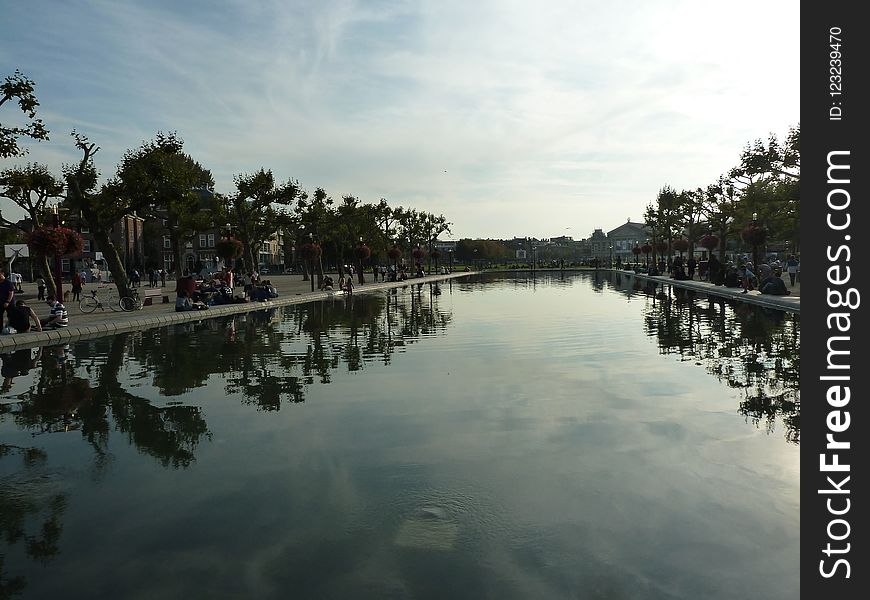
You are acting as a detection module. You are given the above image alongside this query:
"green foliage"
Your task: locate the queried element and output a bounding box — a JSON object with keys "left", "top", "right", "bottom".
{"left": 455, "top": 238, "right": 509, "bottom": 261}
{"left": 223, "top": 169, "right": 301, "bottom": 270}
{"left": 1, "top": 70, "right": 49, "bottom": 158}
{"left": 0, "top": 163, "right": 64, "bottom": 230}
{"left": 111, "top": 132, "right": 214, "bottom": 270}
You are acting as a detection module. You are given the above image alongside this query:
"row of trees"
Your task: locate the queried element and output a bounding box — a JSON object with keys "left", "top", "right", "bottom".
{"left": 641, "top": 125, "right": 799, "bottom": 268}
{"left": 1, "top": 70, "right": 452, "bottom": 296}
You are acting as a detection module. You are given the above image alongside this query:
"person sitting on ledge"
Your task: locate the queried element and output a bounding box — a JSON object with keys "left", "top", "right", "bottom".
{"left": 761, "top": 269, "right": 791, "bottom": 296}
{"left": 176, "top": 290, "right": 208, "bottom": 311}
{"left": 40, "top": 294, "right": 69, "bottom": 329}
{"left": 723, "top": 266, "right": 741, "bottom": 288}
{"left": 2, "top": 300, "right": 42, "bottom": 334}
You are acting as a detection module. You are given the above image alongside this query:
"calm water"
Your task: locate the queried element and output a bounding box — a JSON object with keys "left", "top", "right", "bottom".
{"left": 0, "top": 273, "right": 799, "bottom": 599}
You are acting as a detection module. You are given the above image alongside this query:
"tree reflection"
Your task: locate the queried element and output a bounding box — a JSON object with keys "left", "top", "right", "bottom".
{"left": 0, "top": 444, "right": 66, "bottom": 599}
{"left": 614, "top": 277, "right": 800, "bottom": 443}
{"left": 3, "top": 337, "right": 211, "bottom": 470}
{"left": 218, "top": 291, "right": 454, "bottom": 410}
{"left": 1, "top": 290, "right": 454, "bottom": 478}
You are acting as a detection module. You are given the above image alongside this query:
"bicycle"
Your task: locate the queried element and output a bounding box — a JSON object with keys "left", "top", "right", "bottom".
{"left": 122, "top": 287, "right": 144, "bottom": 311}
{"left": 79, "top": 286, "right": 140, "bottom": 313}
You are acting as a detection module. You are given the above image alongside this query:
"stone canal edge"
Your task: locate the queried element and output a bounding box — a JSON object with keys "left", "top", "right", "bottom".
{"left": 0, "top": 269, "right": 799, "bottom": 352}
{"left": 0, "top": 273, "right": 476, "bottom": 352}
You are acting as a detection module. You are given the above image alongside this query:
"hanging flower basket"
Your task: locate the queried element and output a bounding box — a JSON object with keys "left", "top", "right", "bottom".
{"left": 215, "top": 237, "right": 243, "bottom": 262}
{"left": 640, "top": 243, "right": 652, "bottom": 255}
{"left": 672, "top": 239, "right": 689, "bottom": 254}
{"left": 741, "top": 224, "right": 768, "bottom": 246}
{"left": 300, "top": 242, "right": 322, "bottom": 261}
{"left": 700, "top": 234, "right": 720, "bottom": 251}
{"left": 655, "top": 241, "right": 668, "bottom": 253}
{"left": 632, "top": 245, "right": 642, "bottom": 257}
{"left": 431, "top": 248, "right": 441, "bottom": 260}
{"left": 387, "top": 245, "right": 402, "bottom": 261}
{"left": 26, "top": 226, "right": 84, "bottom": 257}
{"left": 355, "top": 243, "right": 371, "bottom": 261}
{"left": 412, "top": 246, "right": 425, "bottom": 260}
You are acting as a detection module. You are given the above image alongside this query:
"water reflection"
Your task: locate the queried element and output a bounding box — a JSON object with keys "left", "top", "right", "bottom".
{"left": 0, "top": 276, "right": 799, "bottom": 598}
{"left": 609, "top": 274, "right": 800, "bottom": 444}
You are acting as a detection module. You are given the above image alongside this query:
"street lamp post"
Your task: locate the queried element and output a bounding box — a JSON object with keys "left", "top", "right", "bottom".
{"left": 52, "top": 205, "right": 64, "bottom": 300}
{"left": 308, "top": 232, "right": 316, "bottom": 292}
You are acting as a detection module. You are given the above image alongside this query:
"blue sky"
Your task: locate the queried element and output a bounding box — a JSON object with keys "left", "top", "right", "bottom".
{"left": 2, "top": 0, "right": 799, "bottom": 239}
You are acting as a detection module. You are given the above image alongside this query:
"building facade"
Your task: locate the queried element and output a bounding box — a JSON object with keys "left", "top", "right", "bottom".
{"left": 606, "top": 221, "right": 650, "bottom": 262}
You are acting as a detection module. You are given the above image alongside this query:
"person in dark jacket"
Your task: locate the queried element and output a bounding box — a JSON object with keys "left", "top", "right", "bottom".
{"left": 761, "top": 270, "right": 791, "bottom": 295}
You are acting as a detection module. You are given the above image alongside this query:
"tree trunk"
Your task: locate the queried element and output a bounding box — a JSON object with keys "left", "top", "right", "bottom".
{"left": 39, "top": 254, "right": 57, "bottom": 299}
{"left": 171, "top": 236, "right": 183, "bottom": 278}
{"left": 242, "top": 237, "right": 255, "bottom": 274}
{"left": 92, "top": 227, "right": 130, "bottom": 296}
{"left": 315, "top": 256, "right": 324, "bottom": 288}
{"left": 357, "top": 259, "right": 365, "bottom": 284}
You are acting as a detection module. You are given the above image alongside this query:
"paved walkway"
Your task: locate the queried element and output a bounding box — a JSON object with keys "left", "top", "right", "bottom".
{"left": 0, "top": 272, "right": 475, "bottom": 351}
{"left": 613, "top": 269, "right": 800, "bottom": 313}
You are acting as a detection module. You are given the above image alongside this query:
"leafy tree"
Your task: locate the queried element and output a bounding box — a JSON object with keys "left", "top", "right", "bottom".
{"left": 728, "top": 125, "right": 800, "bottom": 251}
{"left": 421, "top": 213, "right": 451, "bottom": 273}
{"left": 678, "top": 188, "right": 704, "bottom": 256}
{"left": 701, "top": 176, "right": 740, "bottom": 260}
{"left": 63, "top": 132, "right": 136, "bottom": 296}
{"left": 0, "top": 163, "right": 64, "bottom": 295}
{"left": 1, "top": 70, "right": 49, "bottom": 158}
{"left": 294, "top": 186, "right": 333, "bottom": 284}
{"left": 654, "top": 185, "right": 682, "bottom": 264}
{"left": 111, "top": 133, "right": 214, "bottom": 275}
{"left": 222, "top": 169, "right": 301, "bottom": 273}
{"left": 455, "top": 238, "right": 509, "bottom": 262}
{"left": 372, "top": 198, "right": 405, "bottom": 251}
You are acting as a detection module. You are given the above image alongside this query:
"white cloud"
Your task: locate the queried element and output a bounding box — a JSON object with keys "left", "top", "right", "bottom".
{"left": 1, "top": 0, "right": 798, "bottom": 239}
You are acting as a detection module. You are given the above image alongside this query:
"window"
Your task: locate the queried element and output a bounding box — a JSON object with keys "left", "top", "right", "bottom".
{"left": 80, "top": 226, "right": 90, "bottom": 234}
{"left": 199, "top": 234, "right": 207, "bottom": 248}
{"left": 61, "top": 259, "right": 70, "bottom": 272}
{"left": 163, "top": 236, "right": 171, "bottom": 249}
{"left": 83, "top": 240, "right": 92, "bottom": 253}
{"left": 207, "top": 233, "right": 215, "bottom": 248}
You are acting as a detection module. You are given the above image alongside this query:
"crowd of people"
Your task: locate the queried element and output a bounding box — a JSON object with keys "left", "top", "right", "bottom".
{"left": 632, "top": 253, "right": 798, "bottom": 296}
{"left": 0, "top": 269, "right": 69, "bottom": 334}
{"left": 174, "top": 268, "right": 278, "bottom": 312}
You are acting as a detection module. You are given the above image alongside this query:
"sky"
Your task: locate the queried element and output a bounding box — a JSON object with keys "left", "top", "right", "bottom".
{"left": 1, "top": 0, "right": 799, "bottom": 240}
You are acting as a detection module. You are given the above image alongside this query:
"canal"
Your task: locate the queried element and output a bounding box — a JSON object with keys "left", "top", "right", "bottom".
{"left": 0, "top": 272, "right": 799, "bottom": 599}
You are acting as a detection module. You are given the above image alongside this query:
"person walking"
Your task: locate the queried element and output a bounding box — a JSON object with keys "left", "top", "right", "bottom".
{"left": 160, "top": 269, "right": 167, "bottom": 287}
{"left": 71, "top": 271, "right": 83, "bottom": 302}
{"left": 687, "top": 256, "right": 696, "bottom": 279}
{"left": 786, "top": 255, "right": 799, "bottom": 287}
{"left": 36, "top": 276, "right": 46, "bottom": 300}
